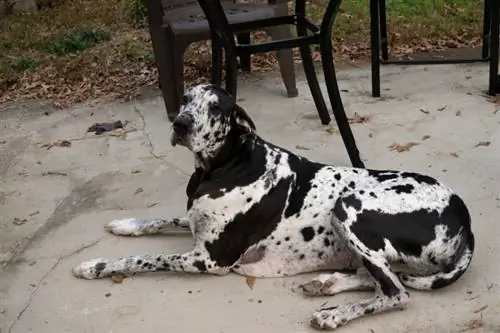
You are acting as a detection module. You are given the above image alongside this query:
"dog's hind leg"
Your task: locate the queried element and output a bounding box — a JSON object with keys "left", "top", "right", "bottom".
{"left": 310, "top": 213, "right": 410, "bottom": 330}
{"left": 72, "top": 247, "right": 229, "bottom": 279}
{"left": 309, "top": 248, "right": 410, "bottom": 329}
{"left": 105, "top": 217, "right": 190, "bottom": 236}
{"left": 300, "top": 269, "right": 374, "bottom": 297}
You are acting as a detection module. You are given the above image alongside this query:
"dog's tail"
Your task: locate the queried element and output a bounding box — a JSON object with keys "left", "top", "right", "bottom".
{"left": 399, "top": 230, "right": 475, "bottom": 291}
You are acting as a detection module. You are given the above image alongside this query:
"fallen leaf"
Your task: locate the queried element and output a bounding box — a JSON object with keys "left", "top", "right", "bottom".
{"left": 147, "top": 202, "right": 158, "bottom": 208}
{"left": 388, "top": 142, "right": 420, "bottom": 153}
{"left": 456, "top": 110, "right": 462, "bottom": 116}
{"left": 134, "top": 187, "right": 144, "bottom": 194}
{"left": 422, "top": 135, "right": 431, "bottom": 140}
{"left": 87, "top": 120, "right": 124, "bottom": 135}
{"left": 419, "top": 108, "right": 430, "bottom": 114}
{"left": 41, "top": 171, "right": 68, "bottom": 176}
{"left": 325, "top": 125, "right": 336, "bottom": 135}
{"left": 463, "top": 315, "right": 484, "bottom": 331}
{"left": 0, "top": 140, "right": 6, "bottom": 144}
{"left": 29, "top": 210, "right": 40, "bottom": 217}
{"left": 111, "top": 274, "right": 126, "bottom": 284}
{"left": 473, "top": 305, "right": 488, "bottom": 313}
{"left": 13, "top": 217, "right": 27, "bottom": 225}
{"left": 437, "top": 105, "right": 447, "bottom": 111}
{"left": 105, "top": 292, "right": 112, "bottom": 297}
{"left": 107, "top": 128, "right": 126, "bottom": 137}
{"left": 295, "top": 145, "right": 310, "bottom": 150}
{"left": 474, "top": 141, "right": 491, "bottom": 148}
{"left": 131, "top": 169, "right": 141, "bottom": 174}
{"left": 246, "top": 276, "right": 256, "bottom": 289}
{"left": 39, "top": 140, "right": 71, "bottom": 150}
{"left": 450, "top": 152, "right": 459, "bottom": 158}
{"left": 348, "top": 112, "right": 370, "bottom": 124}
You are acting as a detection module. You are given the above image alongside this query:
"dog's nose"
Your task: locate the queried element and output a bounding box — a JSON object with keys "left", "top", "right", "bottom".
{"left": 172, "top": 117, "right": 191, "bottom": 135}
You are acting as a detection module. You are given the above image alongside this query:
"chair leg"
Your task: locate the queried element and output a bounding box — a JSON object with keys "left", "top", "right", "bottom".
{"left": 211, "top": 39, "right": 223, "bottom": 86}
{"left": 379, "top": 0, "right": 389, "bottom": 61}
{"left": 236, "top": 32, "right": 251, "bottom": 72}
{"left": 267, "top": 26, "right": 299, "bottom": 98}
{"left": 320, "top": 38, "right": 365, "bottom": 168}
{"left": 488, "top": 0, "right": 499, "bottom": 95}
{"left": 482, "top": 0, "right": 491, "bottom": 59}
{"left": 154, "top": 29, "right": 186, "bottom": 122}
{"left": 224, "top": 45, "right": 239, "bottom": 99}
{"left": 370, "top": 0, "right": 381, "bottom": 97}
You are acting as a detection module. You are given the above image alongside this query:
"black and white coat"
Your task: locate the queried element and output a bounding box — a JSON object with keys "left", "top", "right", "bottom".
{"left": 73, "top": 84, "right": 475, "bottom": 330}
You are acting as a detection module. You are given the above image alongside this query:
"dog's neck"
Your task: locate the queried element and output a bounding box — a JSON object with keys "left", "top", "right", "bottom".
{"left": 194, "top": 131, "right": 255, "bottom": 174}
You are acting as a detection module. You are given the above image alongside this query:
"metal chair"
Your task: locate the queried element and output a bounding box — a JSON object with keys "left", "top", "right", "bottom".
{"left": 144, "top": 0, "right": 298, "bottom": 122}
{"left": 370, "top": 0, "right": 499, "bottom": 97}
{"left": 195, "top": 0, "right": 365, "bottom": 168}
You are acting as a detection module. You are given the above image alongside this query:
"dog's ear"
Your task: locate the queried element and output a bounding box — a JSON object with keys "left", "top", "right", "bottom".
{"left": 232, "top": 104, "right": 256, "bottom": 134}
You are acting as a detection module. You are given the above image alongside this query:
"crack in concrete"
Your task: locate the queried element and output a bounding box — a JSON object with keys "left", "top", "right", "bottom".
{"left": 133, "top": 104, "right": 166, "bottom": 160}
{"left": 132, "top": 104, "right": 190, "bottom": 176}
{"left": 7, "top": 236, "right": 105, "bottom": 333}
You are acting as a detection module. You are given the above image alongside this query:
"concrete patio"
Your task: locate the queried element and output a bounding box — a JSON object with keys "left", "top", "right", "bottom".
{"left": 1, "top": 62, "right": 500, "bottom": 333}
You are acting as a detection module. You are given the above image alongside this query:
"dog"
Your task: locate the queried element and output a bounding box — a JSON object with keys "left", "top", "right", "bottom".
{"left": 73, "top": 84, "right": 475, "bottom": 330}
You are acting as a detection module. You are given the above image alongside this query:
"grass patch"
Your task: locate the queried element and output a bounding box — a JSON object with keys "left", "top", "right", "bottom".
{"left": 0, "top": 0, "right": 486, "bottom": 108}
{"left": 39, "top": 27, "right": 111, "bottom": 55}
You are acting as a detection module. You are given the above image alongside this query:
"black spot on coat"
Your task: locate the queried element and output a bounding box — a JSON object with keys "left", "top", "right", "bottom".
{"left": 300, "top": 226, "right": 315, "bottom": 241}
{"left": 389, "top": 184, "right": 414, "bottom": 194}
{"left": 193, "top": 260, "right": 207, "bottom": 272}
{"left": 205, "top": 177, "right": 293, "bottom": 267}
{"left": 350, "top": 194, "right": 471, "bottom": 258}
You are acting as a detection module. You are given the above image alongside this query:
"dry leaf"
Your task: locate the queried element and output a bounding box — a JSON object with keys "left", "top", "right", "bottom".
{"left": 111, "top": 274, "right": 126, "bottom": 284}
{"left": 473, "top": 305, "right": 488, "bottom": 313}
{"left": 41, "top": 171, "right": 68, "bottom": 176}
{"left": 134, "top": 187, "right": 144, "bottom": 194}
{"left": 463, "top": 316, "right": 484, "bottom": 331}
{"left": 107, "top": 128, "right": 126, "bottom": 137}
{"left": 475, "top": 141, "right": 491, "bottom": 148}
{"left": 246, "top": 276, "right": 256, "bottom": 289}
{"left": 29, "top": 210, "right": 40, "bottom": 217}
{"left": 456, "top": 110, "right": 462, "bottom": 116}
{"left": 295, "top": 145, "right": 310, "bottom": 150}
{"left": 39, "top": 140, "right": 71, "bottom": 150}
{"left": 325, "top": 125, "right": 336, "bottom": 135}
{"left": 450, "top": 152, "right": 459, "bottom": 158}
{"left": 422, "top": 135, "right": 431, "bottom": 140}
{"left": 419, "top": 108, "right": 430, "bottom": 114}
{"left": 388, "top": 142, "right": 420, "bottom": 153}
{"left": 147, "top": 202, "right": 158, "bottom": 208}
{"left": 348, "top": 113, "right": 370, "bottom": 124}
{"left": 131, "top": 169, "right": 141, "bottom": 174}
{"left": 437, "top": 105, "right": 447, "bottom": 111}
{"left": 13, "top": 217, "right": 27, "bottom": 225}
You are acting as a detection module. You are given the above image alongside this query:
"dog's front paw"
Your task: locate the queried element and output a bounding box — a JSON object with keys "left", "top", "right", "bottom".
{"left": 310, "top": 308, "right": 341, "bottom": 331}
{"left": 72, "top": 258, "right": 109, "bottom": 279}
{"left": 105, "top": 218, "right": 142, "bottom": 236}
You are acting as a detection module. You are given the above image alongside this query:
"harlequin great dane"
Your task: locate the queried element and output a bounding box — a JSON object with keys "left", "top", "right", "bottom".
{"left": 73, "top": 84, "right": 475, "bottom": 330}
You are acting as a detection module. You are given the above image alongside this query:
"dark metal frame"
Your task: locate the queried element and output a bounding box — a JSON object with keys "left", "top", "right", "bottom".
{"left": 370, "top": 0, "right": 500, "bottom": 97}
{"left": 196, "top": 0, "right": 365, "bottom": 168}
{"left": 489, "top": 0, "right": 500, "bottom": 95}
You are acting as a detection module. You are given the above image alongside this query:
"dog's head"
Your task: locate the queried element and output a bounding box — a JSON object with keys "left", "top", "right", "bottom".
{"left": 170, "top": 84, "right": 256, "bottom": 159}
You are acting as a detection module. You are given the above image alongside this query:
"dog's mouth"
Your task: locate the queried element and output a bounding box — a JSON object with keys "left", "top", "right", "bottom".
{"left": 170, "top": 131, "right": 189, "bottom": 148}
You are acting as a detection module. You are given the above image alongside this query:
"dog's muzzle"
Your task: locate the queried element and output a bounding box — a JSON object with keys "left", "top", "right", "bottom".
{"left": 170, "top": 116, "right": 192, "bottom": 147}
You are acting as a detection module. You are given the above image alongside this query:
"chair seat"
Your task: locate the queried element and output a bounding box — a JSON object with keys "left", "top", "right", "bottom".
{"left": 164, "top": 3, "right": 282, "bottom": 36}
